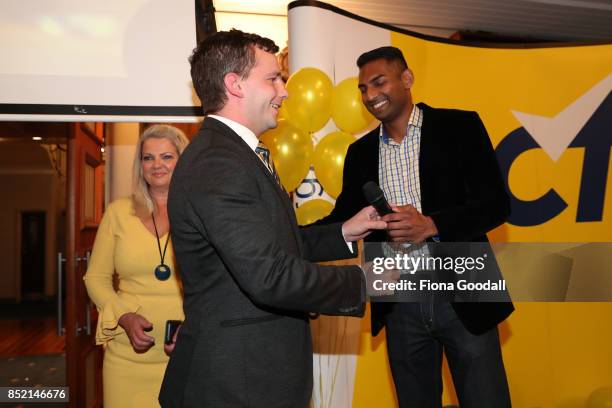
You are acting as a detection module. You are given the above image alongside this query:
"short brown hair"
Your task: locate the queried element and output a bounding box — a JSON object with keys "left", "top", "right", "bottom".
{"left": 190, "top": 29, "right": 279, "bottom": 115}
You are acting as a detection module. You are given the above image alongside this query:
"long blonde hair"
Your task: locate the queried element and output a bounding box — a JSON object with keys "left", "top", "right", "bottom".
{"left": 132, "top": 125, "right": 189, "bottom": 217}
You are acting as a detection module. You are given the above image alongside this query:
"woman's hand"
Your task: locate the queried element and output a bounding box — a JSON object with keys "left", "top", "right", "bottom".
{"left": 118, "top": 312, "right": 155, "bottom": 353}
{"left": 163, "top": 324, "right": 181, "bottom": 356}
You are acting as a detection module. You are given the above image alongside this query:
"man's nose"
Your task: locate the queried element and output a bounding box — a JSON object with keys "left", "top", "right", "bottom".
{"left": 365, "top": 87, "right": 378, "bottom": 102}
{"left": 278, "top": 81, "right": 288, "bottom": 100}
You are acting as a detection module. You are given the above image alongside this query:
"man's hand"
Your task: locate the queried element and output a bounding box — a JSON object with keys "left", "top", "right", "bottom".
{"left": 342, "top": 205, "right": 387, "bottom": 242}
{"left": 118, "top": 312, "right": 155, "bottom": 353}
{"left": 382, "top": 205, "right": 438, "bottom": 243}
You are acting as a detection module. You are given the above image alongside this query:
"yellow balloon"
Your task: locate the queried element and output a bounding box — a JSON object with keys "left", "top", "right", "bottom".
{"left": 278, "top": 102, "right": 291, "bottom": 122}
{"left": 587, "top": 387, "right": 612, "bottom": 408}
{"left": 284, "top": 67, "right": 333, "bottom": 133}
{"left": 332, "top": 77, "right": 375, "bottom": 134}
{"left": 295, "top": 199, "right": 334, "bottom": 226}
{"left": 260, "top": 120, "right": 313, "bottom": 192}
{"left": 312, "top": 131, "right": 356, "bottom": 199}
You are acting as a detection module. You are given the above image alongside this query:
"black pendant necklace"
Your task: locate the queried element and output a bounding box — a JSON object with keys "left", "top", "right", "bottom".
{"left": 152, "top": 213, "right": 171, "bottom": 281}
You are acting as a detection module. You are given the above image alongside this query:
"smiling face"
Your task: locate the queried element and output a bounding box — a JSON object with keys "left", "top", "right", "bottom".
{"left": 240, "top": 46, "right": 288, "bottom": 136}
{"left": 358, "top": 58, "right": 414, "bottom": 125}
{"left": 141, "top": 137, "right": 179, "bottom": 192}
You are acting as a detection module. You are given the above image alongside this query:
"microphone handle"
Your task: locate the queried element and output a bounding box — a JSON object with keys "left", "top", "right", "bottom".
{"left": 371, "top": 197, "right": 394, "bottom": 216}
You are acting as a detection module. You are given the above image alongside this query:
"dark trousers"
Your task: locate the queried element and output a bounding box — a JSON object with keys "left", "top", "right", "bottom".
{"left": 384, "top": 302, "right": 511, "bottom": 408}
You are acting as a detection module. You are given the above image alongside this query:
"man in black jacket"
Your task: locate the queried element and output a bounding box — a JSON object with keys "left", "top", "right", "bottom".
{"left": 318, "top": 46, "right": 513, "bottom": 407}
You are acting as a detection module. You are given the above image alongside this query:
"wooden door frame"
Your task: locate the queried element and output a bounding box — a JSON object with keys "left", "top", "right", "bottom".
{"left": 65, "top": 122, "right": 104, "bottom": 408}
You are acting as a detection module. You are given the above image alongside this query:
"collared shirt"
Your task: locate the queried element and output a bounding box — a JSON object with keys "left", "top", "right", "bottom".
{"left": 378, "top": 105, "right": 423, "bottom": 212}
{"left": 208, "top": 115, "right": 355, "bottom": 252}
{"left": 378, "top": 106, "right": 431, "bottom": 264}
{"left": 208, "top": 114, "right": 355, "bottom": 252}
{"left": 208, "top": 114, "right": 259, "bottom": 153}
{"left": 208, "top": 115, "right": 278, "bottom": 177}
{"left": 208, "top": 114, "right": 275, "bottom": 175}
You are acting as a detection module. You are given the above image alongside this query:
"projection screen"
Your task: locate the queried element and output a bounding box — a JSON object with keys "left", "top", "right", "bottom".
{"left": 0, "top": 0, "right": 202, "bottom": 122}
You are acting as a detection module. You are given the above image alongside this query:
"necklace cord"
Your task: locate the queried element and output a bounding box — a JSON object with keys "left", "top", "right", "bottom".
{"left": 151, "top": 213, "right": 170, "bottom": 265}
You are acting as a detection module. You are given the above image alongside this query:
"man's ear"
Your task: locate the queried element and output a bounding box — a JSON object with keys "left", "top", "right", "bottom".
{"left": 401, "top": 68, "right": 414, "bottom": 89}
{"left": 224, "top": 72, "right": 244, "bottom": 98}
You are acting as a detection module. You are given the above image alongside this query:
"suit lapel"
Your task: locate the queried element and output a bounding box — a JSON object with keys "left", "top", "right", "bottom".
{"left": 362, "top": 128, "right": 380, "bottom": 184}
{"left": 204, "top": 118, "right": 303, "bottom": 253}
{"left": 417, "top": 103, "right": 434, "bottom": 213}
{"left": 205, "top": 118, "right": 287, "bottom": 197}
{"left": 250, "top": 145, "right": 304, "bottom": 255}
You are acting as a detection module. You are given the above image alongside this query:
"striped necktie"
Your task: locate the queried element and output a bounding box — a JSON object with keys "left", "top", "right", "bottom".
{"left": 255, "top": 141, "right": 282, "bottom": 187}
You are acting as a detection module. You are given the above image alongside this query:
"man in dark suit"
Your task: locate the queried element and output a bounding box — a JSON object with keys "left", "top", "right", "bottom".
{"left": 318, "top": 46, "right": 513, "bottom": 407}
{"left": 159, "top": 30, "right": 386, "bottom": 408}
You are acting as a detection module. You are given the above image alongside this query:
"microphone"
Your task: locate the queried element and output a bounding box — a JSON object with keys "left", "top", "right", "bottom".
{"left": 362, "top": 181, "right": 393, "bottom": 216}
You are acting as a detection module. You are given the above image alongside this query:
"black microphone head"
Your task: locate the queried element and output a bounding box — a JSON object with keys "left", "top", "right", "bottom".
{"left": 362, "top": 181, "right": 384, "bottom": 204}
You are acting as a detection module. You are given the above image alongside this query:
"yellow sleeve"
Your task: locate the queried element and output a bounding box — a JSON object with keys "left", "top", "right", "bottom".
{"left": 83, "top": 202, "right": 141, "bottom": 345}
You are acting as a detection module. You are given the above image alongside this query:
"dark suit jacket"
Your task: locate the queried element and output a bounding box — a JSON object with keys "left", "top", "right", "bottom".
{"left": 318, "top": 103, "right": 514, "bottom": 336}
{"left": 159, "top": 117, "right": 365, "bottom": 408}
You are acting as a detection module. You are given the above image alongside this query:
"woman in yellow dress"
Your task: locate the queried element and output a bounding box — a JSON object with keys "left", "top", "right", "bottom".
{"left": 84, "top": 125, "right": 189, "bottom": 407}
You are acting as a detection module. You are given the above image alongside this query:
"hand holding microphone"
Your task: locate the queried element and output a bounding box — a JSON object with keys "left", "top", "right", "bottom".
{"left": 341, "top": 205, "right": 387, "bottom": 242}
{"left": 362, "top": 182, "right": 438, "bottom": 243}
{"left": 362, "top": 181, "right": 393, "bottom": 216}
